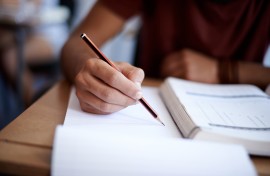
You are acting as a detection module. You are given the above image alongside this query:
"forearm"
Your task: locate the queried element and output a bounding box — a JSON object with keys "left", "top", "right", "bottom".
{"left": 60, "top": 1, "right": 125, "bottom": 83}
{"left": 61, "top": 35, "right": 92, "bottom": 83}
{"left": 238, "top": 61, "right": 270, "bottom": 89}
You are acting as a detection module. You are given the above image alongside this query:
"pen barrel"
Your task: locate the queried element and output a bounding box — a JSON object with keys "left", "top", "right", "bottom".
{"left": 80, "top": 33, "right": 161, "bottom": 123}
{"left": 81, "top": 33, "right": 120, "bottom": 71}
{"left": 139, "top": 98, "right": 158, "bottom": 118}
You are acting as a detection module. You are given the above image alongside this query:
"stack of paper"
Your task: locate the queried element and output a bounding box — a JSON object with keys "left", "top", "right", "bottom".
{"left": 51, "top": 87, "right": 257, "bottom": 176}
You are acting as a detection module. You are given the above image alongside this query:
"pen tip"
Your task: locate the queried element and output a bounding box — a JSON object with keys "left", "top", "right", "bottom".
{"left": 156, "top": 117, "right": 165, "bottom": 126}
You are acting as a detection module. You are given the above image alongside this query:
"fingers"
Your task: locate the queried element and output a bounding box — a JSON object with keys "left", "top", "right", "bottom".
{"left": 76, "top": 87, "right": 134, "bottom": 114}
{"left": 118, "top": 62, "right": 145, "bottom": 91}
{"left": 161, "top": 49, "right": 219, "bottom": 83}
{"left": 118, "top": 62, "right": 145, "bottom": 83}
{"left": 75, "top": 64, "right": 137, "bottom": 105}
{"left": 74, "top": 58, "right": 144, "bottom": 114}
{"left": 89, "top": 60, "right": 143, "bottom": 100}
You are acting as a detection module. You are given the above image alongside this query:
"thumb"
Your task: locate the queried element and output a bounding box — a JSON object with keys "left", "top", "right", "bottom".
{"left": 117, "top": 62, "right": 145, "bottom": 85}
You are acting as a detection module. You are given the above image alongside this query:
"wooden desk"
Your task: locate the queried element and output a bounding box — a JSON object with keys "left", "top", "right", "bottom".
{"left": 0, "top": 79, "right": 269, "bottom": 176}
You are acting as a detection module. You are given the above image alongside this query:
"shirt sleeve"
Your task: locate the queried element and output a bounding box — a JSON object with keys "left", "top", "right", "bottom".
{"left": 99, "top": 0, "right": 142, "bottom": 20}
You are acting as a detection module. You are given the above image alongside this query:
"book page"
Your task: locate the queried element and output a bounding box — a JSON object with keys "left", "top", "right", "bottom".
{"left": 168, "top": 78, "right": 270, "bottom": 130}
{"left": 170, "top": 78, "right": 268, "bottom": 98}
{"left": 184, "top": 98, "right": 270, "bottom": 130}
{"left": 52, "top": 126, "right": 256, "bottom": 176}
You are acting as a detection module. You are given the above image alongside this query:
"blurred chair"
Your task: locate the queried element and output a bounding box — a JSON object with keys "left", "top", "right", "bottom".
{"left": 0, "top": 0, "right": 69, "bottom": 130}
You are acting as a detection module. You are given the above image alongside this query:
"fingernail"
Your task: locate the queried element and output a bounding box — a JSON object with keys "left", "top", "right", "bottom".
{"left": 135, "top": 91, "right": 142, "bottom": 100}
{"left": 135, "top": 82, "right": 141, "bottom": 90}
{"left": 131, "top": 100, "right": 139, "bottom": 105}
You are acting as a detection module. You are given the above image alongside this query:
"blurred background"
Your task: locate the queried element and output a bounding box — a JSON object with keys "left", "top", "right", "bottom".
{"left": 0, "top": 0, "right": 141, "bottom": 130}
{"left": 0, "top": 0, "right": 269, "bottom": 130}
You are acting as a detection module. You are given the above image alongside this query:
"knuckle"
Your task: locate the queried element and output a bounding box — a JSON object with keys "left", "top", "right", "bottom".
{"left": 74, "top": 75, "right": 80, "bottom": 85}
{"left": 75, "top": 89, "right": 82, "bottom": 99}
{"left": 82, "top": 104, "right": 98, "bottom": 114}
{"left": 98, "top": 101, "right": 111, "bottom": 113}
{"left": 127, "top": 67, "right": 145, "bottom": 82}
{"left": 74, "top": 73, "right": 84, "bottom": 86}
{"left": 126, "top": 69, "right": 135, "bottom": 80}
{"left": 100, "top": 89, "right": 113, "bottom": 102}
{"left": 85, "top": 59, "right": 95, "bottom": 69}
{"left": 179, "top": 48, "right": 189, "bottom": 58}
{"left": 118, "top": 62, "right": 128, "bottom": 67}
{"left": 107, "top": 71, "right": 119, "bottom": 84}
{"left": 136, "top": 68, "right": 145, "bottom": 79}
{"left": 80, "top": 103, "right": 89, "bottom": 112}
{"left": 74, "top": 74, "right": 88, "bottom": 90}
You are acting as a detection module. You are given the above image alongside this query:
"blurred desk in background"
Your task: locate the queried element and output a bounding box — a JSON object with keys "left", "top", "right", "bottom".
{"left": 0, "top": 5, "right": 70, "bottom": 128}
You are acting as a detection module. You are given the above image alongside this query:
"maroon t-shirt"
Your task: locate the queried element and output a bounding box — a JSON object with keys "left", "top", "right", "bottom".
{"left": 100, "top": 0, "right": 270, "bottom": 78}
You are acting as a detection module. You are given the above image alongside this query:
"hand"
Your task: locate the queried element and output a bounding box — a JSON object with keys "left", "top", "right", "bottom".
{"left": 74, "top": 58, "right": 144, "bottom": 114}
{"left": 160, "top": 49, "right": 219, "bottom": 83}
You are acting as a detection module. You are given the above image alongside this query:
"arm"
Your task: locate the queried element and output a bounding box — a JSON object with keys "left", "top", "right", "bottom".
{"left": 160, "top": 49, "right": 270, "bottom": 89}
{"left": 61, "top": 1, "right": 144, "bottom": 114}
{"left": 61, "top": 1, "right": 124, "bottom": 83}
{"left": 238, "top": 61, "right": 270, "bottom": 88}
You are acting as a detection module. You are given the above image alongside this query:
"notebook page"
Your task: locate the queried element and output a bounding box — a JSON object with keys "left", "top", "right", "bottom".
{"left": 64, "top": 87, "right": 181, "bottom": 138}
{"left": 52, "top": 126, "right": 256, "bottom": 176}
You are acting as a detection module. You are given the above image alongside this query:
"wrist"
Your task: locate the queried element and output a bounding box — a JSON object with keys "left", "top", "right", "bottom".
{"left": 218, "top": 60, "right": 239, "bottom": 84}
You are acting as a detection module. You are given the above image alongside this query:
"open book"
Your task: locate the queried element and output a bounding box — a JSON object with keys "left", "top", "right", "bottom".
{"left": 160, "top": 77, "right": 270, "bottom": 156}
{"left": 52, "top": 84, "right": 257, "bottom": 176}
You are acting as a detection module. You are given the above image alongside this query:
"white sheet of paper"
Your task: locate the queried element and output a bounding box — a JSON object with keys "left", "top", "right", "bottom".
{"left": 52, "top": 126, "right": 256, "bottom": 176}
{"left": 52, "top": 86, "right": 256, "bottom": 176}
{"left": 64, "top": 87, "right": 181, "bottom": 138}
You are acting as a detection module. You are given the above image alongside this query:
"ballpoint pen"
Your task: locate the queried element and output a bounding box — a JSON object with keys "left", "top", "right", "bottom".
{"left": 80, "top": 33, "right": 164, "bottom": 126}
